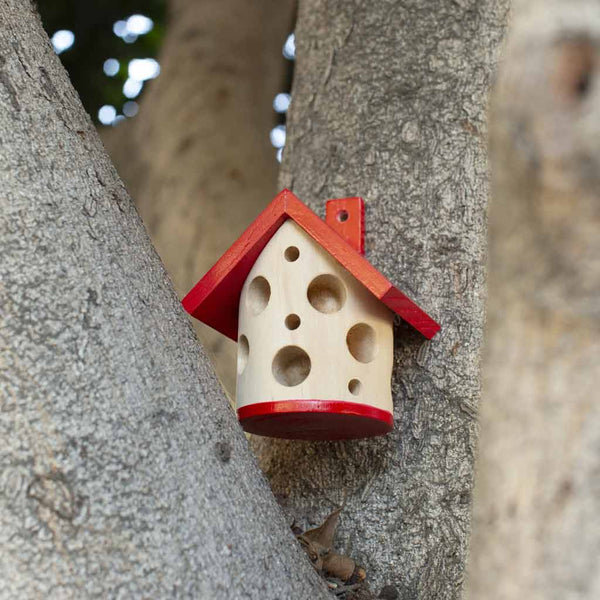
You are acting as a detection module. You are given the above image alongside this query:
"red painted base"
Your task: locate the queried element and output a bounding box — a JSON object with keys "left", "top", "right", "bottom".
{"left": 237, "top": 400, "right": 393, "bottom": 441}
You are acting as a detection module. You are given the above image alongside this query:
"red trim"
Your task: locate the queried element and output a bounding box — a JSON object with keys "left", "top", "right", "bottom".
{"left": 182, "top": 194, "right": 288, "bottom": 341}
{"left": 325, "top": 197, "right": 365, "bottom": 255}
{"left": 237, "top": 399, "right": 393, "bottom": 440}
{"left": 182, "top": 189, "right": 440, "bottom": 341}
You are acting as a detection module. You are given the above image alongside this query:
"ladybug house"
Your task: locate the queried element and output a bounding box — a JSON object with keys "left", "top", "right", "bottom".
{"left": 183, "top": 190, "right": 439, "bottom": 441}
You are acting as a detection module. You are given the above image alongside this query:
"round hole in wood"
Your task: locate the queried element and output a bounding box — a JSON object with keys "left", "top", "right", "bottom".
{"left": 238, "top": 335, "right": 249, "bottom": 375}
{"left": 307, "top": 274, "right": 346, "bottom": 314}
{"left": 285, "top": 313, "right": 301, "bottom": 330}
{"left": 284, "top": 246, "right": 300, "bottom": 262}
{"left": 337, "top": 209, "right": 349, "bottom": 222}
{"left": 348, "top": 378, "right": 362, "bottom": 395}
{"left": 247, "top": 276, "right": 270, "bottom": 315}
{"left": 346, "top": 323, "right": 377, "bottom": 363}
{"left": 272, "top": 346, "right": 311, "bottom": 387}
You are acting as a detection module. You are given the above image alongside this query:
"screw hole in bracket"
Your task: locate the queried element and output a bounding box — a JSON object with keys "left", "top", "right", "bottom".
{"left": 337, "top": 210, "right": 349, "bottom": 222}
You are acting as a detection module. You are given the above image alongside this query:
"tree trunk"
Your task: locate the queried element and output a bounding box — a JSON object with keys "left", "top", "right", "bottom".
{"left": 104, "top": 0, "right": 295, "bottom": 397}
{"left": 251, "top": 1, "right": 509, "bottom": 597}
{"left": 467, "top": 2, "right": 600, "bottom": 598}
{"left": 0, "top": 2, "right": 327, "bottom": 598}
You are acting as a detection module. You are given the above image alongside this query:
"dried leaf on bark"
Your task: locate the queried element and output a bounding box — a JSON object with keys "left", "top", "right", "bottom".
{"left": 322, "top": 552, "right": 357, "bottom": 581}
{"left": 301, "top": 506, "right": 342, "bottom": 548}
{"left": 296, "top": 507, "right": 366, "bottom": 583}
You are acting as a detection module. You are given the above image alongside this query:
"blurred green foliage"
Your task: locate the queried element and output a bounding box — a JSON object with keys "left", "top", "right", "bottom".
{"left": 37, "top": 0, "right": 166, "bottom": 121}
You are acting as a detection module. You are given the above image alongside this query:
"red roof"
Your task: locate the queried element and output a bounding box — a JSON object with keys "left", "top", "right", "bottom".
{"left": 182, "top": 189, "right": 440, "bottom": 340}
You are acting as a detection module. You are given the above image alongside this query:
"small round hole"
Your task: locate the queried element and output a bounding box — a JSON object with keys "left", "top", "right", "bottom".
{"left": 247, "top": 276, "right": 270, "bottom": 315}
{"left": 307, "top": 274, "right": 346, "bottom": 314}
{"left": 272, "top": 346, "right": 311, "bottom": 387}
{"left": 337, "top": 210, "right": 349, "bottom": 223}
{"left": 285, "top": 314, "right": 301, "bottom": 330}
{"left": 284, "top": 246, "right": 300, "bottom": 262}
{"left": 238, "top": 335, "right": 249, "bottom": 375}
{"left": 346, "top": 323, "right": 377, "bottom": 363}
{"left": 348, "top": 379, "right": 362, "bottom": 395}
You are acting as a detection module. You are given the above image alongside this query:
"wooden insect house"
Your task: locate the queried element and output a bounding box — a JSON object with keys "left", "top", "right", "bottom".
{"left": 183, "top": 190, "right": 439, "bottom": 440}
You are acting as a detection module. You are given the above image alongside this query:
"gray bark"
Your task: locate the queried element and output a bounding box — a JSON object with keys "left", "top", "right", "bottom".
{"left": 0, "top": 2, "right": 328, "bottom": 598}
{"left": 103, "top": 0, "right": 295, "bottom": 398}
{"left": 467, "top": 2, "right": 600, "bottom": 598}
{"left": 251, "top": 0, "right": 508, "bottom": 597}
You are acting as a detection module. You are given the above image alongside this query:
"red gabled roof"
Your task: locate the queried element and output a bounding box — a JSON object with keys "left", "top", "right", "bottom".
{"left": 182, "top": 189, "right": 440, "bottom": 340}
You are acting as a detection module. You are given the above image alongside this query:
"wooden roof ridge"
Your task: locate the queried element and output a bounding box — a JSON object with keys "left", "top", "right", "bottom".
{"left": 182, "top": 189, "right": 440, "bottom": 340}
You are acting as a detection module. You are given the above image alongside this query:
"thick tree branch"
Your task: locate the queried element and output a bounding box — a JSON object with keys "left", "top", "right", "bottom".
{"left": 0, "top": 1, "right": 327, "bottom": 597}
{"left": 252, "top": 0, "right": 508, "bottom": 596}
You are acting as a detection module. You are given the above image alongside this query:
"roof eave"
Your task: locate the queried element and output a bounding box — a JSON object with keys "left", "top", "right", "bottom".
{"left": 182, "top": 189, "right": 440, "bottom": 341}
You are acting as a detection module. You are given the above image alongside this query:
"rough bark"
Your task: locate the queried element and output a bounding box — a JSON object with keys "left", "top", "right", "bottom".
{"left": 251, "top": 1, "right": 509, "bottom": 597}
{"left": 467, "top": 2, "right": 600, "bottom": 598}
{"left": 0, "top": 2, "right": 328, "bottom": 598}
{"left": 104, "top": 0, "right": 295, "bottom": 397}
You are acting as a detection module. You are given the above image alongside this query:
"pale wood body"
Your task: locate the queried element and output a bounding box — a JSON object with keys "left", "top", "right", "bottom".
{"left": 236, "top": 220, "right": 394, "bottom": 413}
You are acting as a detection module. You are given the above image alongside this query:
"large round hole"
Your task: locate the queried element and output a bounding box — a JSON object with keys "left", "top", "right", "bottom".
{"left": 284, "top": 246, "right": 300, "bottom": 262}
{"left": 247, "top": 276, "right": 270, "bottom": 315}
{"left": 307, "top": 274, "right": 346, "bottom": 314}
{"left": 285, "top": 314, "right": 301, "bottom": 330}
{"left": 272, "top": 346, "right": 311, "bottom": 387}
{"left": 238, "top": 335, "right": 249, "bottom": 375}
{"left": 348, "top": 379, "right": 362, "bottom": 395}
{"left": 346, "top": 323, "right": 377, "bottom": 363}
